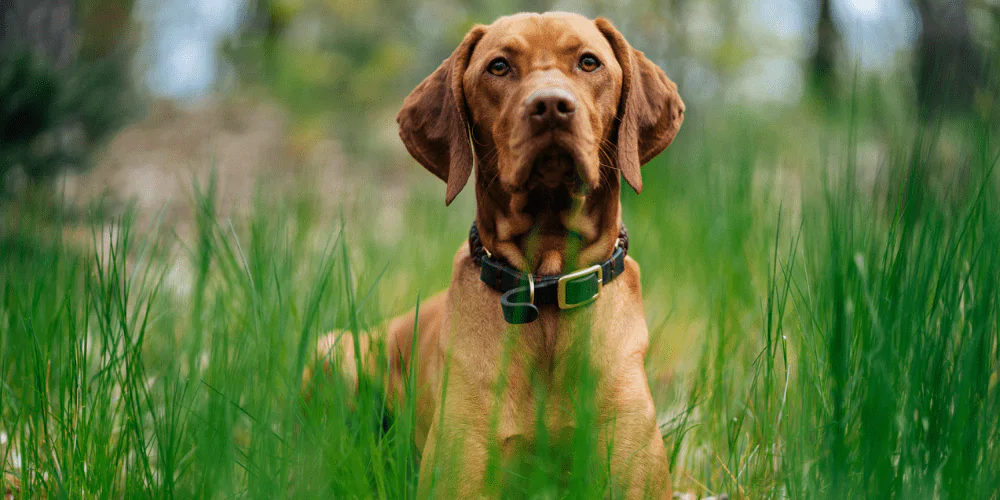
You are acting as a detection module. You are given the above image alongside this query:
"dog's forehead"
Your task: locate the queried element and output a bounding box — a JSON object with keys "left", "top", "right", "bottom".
{"left": 478, "top": 12, "right": 612, "bottom": 58}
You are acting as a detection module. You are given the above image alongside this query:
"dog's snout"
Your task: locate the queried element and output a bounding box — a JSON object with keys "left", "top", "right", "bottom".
{"left": 526, "top": 88, "right": 577, "bottom": 130}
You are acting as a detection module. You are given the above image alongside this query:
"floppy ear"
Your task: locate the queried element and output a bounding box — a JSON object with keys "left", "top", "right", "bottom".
{"left": 397, "top": 25, "right": 487, "bottom": 205}
{"left": 596, "top": 18, "right": 685, "bottom": 194}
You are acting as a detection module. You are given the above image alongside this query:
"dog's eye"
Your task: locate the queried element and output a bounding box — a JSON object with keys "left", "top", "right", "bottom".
{"left": 579, "top": 54, "right": 601, "bottom": 72}
{"left": 488, "top": 58, "right": 510, "bottom": 76}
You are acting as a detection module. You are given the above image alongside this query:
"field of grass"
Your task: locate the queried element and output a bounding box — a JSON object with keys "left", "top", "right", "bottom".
{"left": 2, "top": 99, "right": 999, "bottom": 498}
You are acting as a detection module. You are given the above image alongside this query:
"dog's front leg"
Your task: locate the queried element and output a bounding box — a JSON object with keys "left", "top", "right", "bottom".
{"left": 415, "top": 364, "right": 496, "bottom": 499}
{"left": 417, "top": 410, "right": 492, "bottom": 499}
{"left": 600, "top": 367, "right": 673, "bottom": 500}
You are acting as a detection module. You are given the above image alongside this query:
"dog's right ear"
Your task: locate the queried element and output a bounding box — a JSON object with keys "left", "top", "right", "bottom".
{"left": 397, "top": 25, "right": 487, "bottom": 205}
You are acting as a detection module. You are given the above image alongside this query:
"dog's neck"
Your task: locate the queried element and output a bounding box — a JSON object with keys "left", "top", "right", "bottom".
{"left": 473, "top": 169, "right": 622, "bottom": 275}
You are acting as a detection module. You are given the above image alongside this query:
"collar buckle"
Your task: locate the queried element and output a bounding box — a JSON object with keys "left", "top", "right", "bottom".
{"left": 557, "top": 264, "right": 602, "bottom": 309}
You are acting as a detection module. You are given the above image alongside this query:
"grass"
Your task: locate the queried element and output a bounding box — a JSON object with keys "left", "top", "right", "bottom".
{"left": 1, "top": 102, "right": 999, "bottom": 498}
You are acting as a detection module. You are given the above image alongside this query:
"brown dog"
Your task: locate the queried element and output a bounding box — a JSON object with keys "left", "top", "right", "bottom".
{"left": 312, "top": 12, "right": 684, "bottom": 499}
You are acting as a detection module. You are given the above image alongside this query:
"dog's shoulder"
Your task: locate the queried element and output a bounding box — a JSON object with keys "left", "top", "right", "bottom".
{"left": 622, "top": 255, "right": 643, "bottom": 296}
{"left": 446, "top": 244, "right": 502, "bottom": 318}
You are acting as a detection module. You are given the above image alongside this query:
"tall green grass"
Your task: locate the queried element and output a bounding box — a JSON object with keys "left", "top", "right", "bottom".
{"left": 1, "top": 113, "right": 998, "bottom": 498}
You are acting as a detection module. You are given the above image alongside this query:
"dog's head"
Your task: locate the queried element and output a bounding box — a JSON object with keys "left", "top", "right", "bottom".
{"left": 397, "top": 12, "right": 685, "bottom": 205}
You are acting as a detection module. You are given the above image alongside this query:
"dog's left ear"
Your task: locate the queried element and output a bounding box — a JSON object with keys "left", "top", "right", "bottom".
{"left": 596, "top": 18, "right": 685, "bottom": 194}
{"left": 397, "top": 25, "right": 487, "bottom": 205}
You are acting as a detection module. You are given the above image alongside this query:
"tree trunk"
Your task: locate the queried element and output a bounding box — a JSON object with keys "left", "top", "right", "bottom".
{"left": 915, "top": 0, "right": 982, "bottom": 116}
{"left": 809, "top": 0, "right": 839, "bottom": 106}
{"left": 0, "top": 0, "right": 77, "bottom": 67}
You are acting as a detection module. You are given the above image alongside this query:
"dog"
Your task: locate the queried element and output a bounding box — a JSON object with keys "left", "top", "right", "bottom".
{"left": 310, "top": 12, "right": 684, "bottom": 498}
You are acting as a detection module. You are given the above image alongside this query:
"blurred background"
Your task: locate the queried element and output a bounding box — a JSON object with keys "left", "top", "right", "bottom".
{"left": 4, "top": 0, "right": 1000, "bottom": 390}
{"left": 3, "top": 2, "right": 1000, "bottom": 497}
{"left": 2, "top": 0, "right": 998, "bottom": 214}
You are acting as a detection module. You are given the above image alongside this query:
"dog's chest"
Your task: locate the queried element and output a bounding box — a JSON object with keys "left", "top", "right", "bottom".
{"left": 444, "top": 252, "right": 649, "bottom": 452}
{"left": 487, "top": 299, "right": 640, "bottom": 451}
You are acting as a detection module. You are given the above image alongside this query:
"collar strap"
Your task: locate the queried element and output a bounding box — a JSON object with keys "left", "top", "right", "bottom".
{"left": 469, "top": 223, "right": 629, "bottom": 324}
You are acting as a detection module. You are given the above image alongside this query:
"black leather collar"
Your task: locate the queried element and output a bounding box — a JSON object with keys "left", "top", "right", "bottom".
{"left": 469, "top": 223, "right": 629, "bottom": 324}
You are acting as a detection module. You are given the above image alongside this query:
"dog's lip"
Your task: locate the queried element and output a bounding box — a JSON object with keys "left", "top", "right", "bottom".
{"left": 515, "top": 137, "right": 596, "bottom": 190}
{"left": 501, "top": 131, "right": 601, "bottom": 194}
{"left": 526, "top": 148, "right": 582, "bottom": 190}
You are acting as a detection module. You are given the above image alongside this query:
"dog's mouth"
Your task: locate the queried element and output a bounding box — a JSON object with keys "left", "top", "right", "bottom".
{"left": 521, "top": 181, "right": 582, "bottom": 220}
{"left": 510, "top": 146, "right": 592, "bottom": 218}
{"left": 525, "top": 146, "right": 589, "bottom": 195}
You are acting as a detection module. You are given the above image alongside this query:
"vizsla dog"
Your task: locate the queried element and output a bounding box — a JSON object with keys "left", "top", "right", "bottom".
{"left": 312, "top": 12, "right": 684, "bottom": 499}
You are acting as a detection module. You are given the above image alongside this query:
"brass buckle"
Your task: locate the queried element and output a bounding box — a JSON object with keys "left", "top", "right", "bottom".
{"left": 557, "top": 265, "right": 602, "bottom": 309}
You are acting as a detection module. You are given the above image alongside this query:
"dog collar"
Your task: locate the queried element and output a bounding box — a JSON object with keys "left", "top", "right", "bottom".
{"left": 469, "top": 222, "right": 629, "bottom": 324}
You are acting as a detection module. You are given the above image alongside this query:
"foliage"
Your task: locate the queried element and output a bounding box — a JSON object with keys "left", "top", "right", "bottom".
{"left": 0, "top": 0, "right": 138, "bottom": 195}
{"left": 0, "top": 48, "right": 136, "bottom": 193}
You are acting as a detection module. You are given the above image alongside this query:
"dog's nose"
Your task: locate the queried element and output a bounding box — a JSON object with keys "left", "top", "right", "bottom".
{"left": 526, "top": 88, "right": 576, "bottom": 130}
